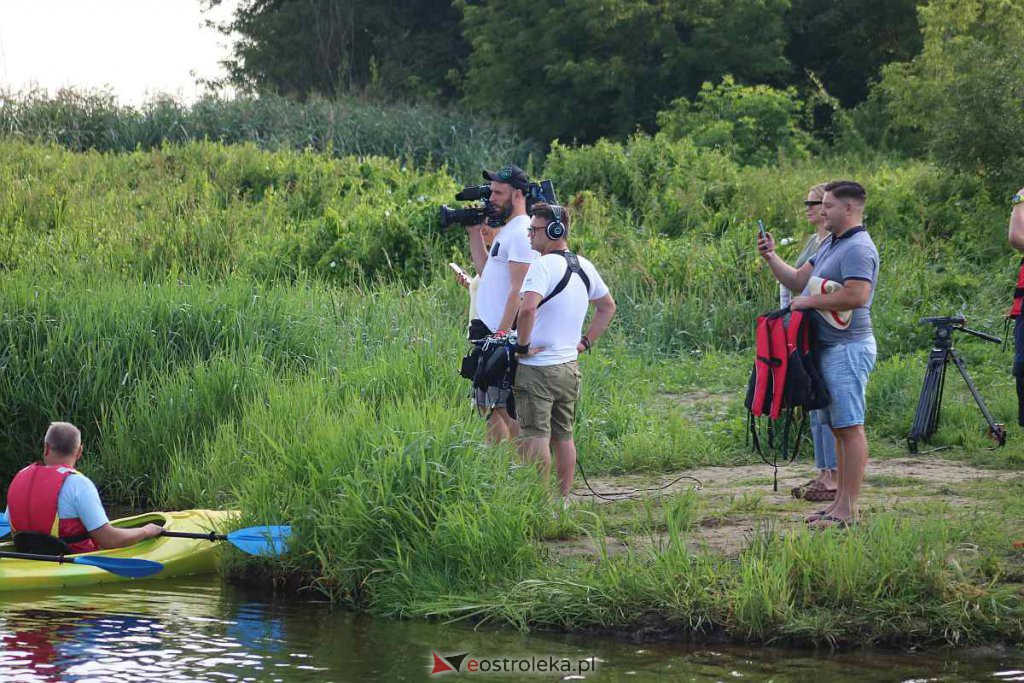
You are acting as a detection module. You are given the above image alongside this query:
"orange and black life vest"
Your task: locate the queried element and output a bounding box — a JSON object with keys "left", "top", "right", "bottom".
{"left": 1010, "top": 258, "right": 1024, "bottom": 318}
{"left": 7, "top": 464, "right": 98, "bottom": 554}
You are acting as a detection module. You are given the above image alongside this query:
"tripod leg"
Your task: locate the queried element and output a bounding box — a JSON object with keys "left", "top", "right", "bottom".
{"left": 950, "top": 350, "right": 1005, "bottom": 444}
{"left": 908, "top": 349, "right": 948, "bottom": 446}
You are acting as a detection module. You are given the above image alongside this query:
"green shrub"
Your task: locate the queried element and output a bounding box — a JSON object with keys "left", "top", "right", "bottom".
{"left": 876, "top": 0, "right": 1024, "bottom": 190}
{"left": 657, "top": 76, "right": 812, "bottom": 166}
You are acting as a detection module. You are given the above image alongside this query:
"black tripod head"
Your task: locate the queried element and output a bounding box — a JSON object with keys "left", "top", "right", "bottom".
{"left": 919, "top": 315, "right": 1002, "bottom": 350}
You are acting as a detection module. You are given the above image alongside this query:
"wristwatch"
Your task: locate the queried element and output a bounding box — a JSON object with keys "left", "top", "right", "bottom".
{"left": 1013, "top": 193, "right": 1024, "bottom": 206}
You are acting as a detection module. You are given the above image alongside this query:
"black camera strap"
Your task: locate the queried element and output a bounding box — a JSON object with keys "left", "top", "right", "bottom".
{"left": 538, "top": 251, "right": 591, "bottom": 309}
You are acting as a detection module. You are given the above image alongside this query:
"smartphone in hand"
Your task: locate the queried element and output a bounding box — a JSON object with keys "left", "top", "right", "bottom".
{"left": 757, "top": 219, "right": 767, "bottom": 241}
{"left": 448, "top": 262, "right": 468, "bottom": 279}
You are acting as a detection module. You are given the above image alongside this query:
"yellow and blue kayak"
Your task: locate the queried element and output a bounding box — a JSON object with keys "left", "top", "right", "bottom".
{"left": 0, "top": 509, "right": 236, "bottom": 592}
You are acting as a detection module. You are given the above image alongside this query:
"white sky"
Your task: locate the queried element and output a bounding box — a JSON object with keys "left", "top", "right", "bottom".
{"left": 0, "top": 0, "right": 239, "bottom": 105}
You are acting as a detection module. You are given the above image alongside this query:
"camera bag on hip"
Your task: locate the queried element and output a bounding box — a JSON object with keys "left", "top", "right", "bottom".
{"left": 460, "top": 319, "right": 492, "bottom": 380}
{"left": 744, "top": 308, "right": 828, "bottom": 490}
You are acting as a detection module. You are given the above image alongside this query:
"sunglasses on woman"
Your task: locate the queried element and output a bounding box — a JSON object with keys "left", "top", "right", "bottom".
{"left": 804, "top": 200, "right": 823, "bottom": 207}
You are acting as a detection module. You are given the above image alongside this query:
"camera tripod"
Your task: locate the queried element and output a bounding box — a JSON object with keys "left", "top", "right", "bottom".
{"left": 907, "top": 316, "right": 1006, "bottom": 453}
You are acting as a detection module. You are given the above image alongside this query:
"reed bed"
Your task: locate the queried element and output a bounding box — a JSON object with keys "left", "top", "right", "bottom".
{"left": 0, "top": 89, "right": 534, "bottom": 178}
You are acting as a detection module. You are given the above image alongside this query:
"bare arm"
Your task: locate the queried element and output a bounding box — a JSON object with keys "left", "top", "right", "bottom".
{"left": 466, "top": 225, "right": 488, "bottom": 274}
{"left": 89, "top": 522, "right": 164, "bottom": 550}
{"left": 516, "top": 291, "right": 541, "bottom": 346}
{"left": 498, "top": 261, "right": 531, "bottom": 332}
{"left": 579, "top": 293, "right": 616, "bottom": 352}
{"left": 792, "top": 279, "right": 872, "bottom": 311}
{"left": 758, "top": 232, "right": 813, "bottom": 294}
{"left": 1009, "top": 189, "right": 1024, "bottom": 252}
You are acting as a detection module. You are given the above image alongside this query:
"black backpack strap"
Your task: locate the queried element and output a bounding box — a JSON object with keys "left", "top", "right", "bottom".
{"left": 537, "top": 251, "right": 591, "bottom": 309}
{"left": 13, "top": 531, "right": 73, "bottom": 556}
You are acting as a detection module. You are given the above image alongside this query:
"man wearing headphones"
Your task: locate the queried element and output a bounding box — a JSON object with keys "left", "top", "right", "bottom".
{"left": 465, "top": 164, "right": 538, "bottom": 444}
{"left": 514, "top": 203, "right": 616, "bottom": 503}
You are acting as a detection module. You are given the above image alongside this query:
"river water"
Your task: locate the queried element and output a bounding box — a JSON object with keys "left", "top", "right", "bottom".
{"left": 0, "top": 577, "right": 1022, "bottom": 682}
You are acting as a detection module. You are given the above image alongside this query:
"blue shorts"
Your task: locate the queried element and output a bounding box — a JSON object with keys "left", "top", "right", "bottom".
{"left": 819, "top": 337, "right": 877, "bottom": 429}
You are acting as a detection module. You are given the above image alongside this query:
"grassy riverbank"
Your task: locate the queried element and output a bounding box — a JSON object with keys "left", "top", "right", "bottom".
{"left": 2, "top": 139, "right": 1024, "bottom": 646}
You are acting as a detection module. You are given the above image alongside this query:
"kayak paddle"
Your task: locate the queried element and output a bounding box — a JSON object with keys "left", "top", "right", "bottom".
{"left": 159, "top": 525, "right": 292, "bottom": 556}
{"left": 0, "top": 550, "right": 165, "bottom": 578}
{"left": 0, "top": 518, "right": 292, "bottom": 555}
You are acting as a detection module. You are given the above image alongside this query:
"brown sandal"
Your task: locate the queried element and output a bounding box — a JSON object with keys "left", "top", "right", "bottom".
{"left": 803, "top": 483, "right": 836, "bottom": 502}
{"left": 805, "top": 508, "right": 830, "bottom": 523}
{"left": 808, "top": 514, "right": 851, "bottom": 530}
{"left": 791, "top": 478, "right": 818, "bottom": 499}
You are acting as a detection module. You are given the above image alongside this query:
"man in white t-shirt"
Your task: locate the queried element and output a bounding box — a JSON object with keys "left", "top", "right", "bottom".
{"left": 514, "top": 203, "right": 616, "bottom": 501}
{"left": 464, "top": 164, "right": 538, "bottom": 444}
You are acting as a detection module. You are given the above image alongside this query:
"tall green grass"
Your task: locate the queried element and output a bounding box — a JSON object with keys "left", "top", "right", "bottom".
{"left": 0, "top": 89, "right": 535, "bottom": 178}
{"left": 0, "top": 271, "right": 753, "bottom": 502}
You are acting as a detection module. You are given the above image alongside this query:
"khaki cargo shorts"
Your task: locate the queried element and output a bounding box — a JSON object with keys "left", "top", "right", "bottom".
{"left": 514, "top": 361, "right": 581, "bottom": 440}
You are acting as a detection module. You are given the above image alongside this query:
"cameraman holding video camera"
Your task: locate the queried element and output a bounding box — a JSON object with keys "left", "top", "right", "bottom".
{"left": 758, "top": 180, "right": 879, "bottom": 530}
{"left": 464, "top": 164, "right": 538, "bottom": 444}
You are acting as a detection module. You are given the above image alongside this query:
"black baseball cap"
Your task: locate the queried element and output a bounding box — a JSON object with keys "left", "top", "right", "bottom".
{"left": 482, "top": 164, "right": 530, "bottom": 190}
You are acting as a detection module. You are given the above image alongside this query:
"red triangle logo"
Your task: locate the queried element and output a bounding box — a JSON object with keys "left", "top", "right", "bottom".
{"left": 431, "top": 652, "right": 455, "bottom": 675}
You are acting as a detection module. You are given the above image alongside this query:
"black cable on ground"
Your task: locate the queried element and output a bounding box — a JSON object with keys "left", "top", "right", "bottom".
{"left": 571, "top": 458, "right": 703, "bottom": 502}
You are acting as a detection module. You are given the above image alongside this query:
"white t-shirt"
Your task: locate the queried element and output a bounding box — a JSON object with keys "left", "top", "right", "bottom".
{"left": 476, "top": 215, "right": 536, "bottom": 332}
{"left": 519, "top": 252, "right": 609, "bottom": 367}
{"left": 58, "top": 471, "right": 109, "bottom": 532}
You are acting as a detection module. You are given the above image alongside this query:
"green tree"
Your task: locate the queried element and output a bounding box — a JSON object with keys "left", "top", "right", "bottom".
{"left": 657, "top": 76, "right": 811, "bottom": 165}
{"left": 207, "top": 0, "right": 467, "bottom": 101}
{"left": 784, "top": 0, "right": 924, "bottom": 108}
{"left": 460, "top": 0, "right": 790, "bottom": 144}
{"left": 877, "top": 0, "right": 1024, "bottom": 188}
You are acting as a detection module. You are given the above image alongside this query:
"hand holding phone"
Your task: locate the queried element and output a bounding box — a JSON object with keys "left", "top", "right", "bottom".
{"left": 756, "top": 220, "right": 775, "bottom": 261}
{"left": 449, "top": 262, "right": 471, "bottom": 288}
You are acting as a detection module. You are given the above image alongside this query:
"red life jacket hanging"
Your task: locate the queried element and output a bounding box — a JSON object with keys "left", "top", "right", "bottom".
{"left": 744, "top": 309, "right": 829, "bottom": 490}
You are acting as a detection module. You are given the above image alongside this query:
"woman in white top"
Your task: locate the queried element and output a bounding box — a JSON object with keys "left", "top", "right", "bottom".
{"left": 785, "top": 182, "right": 839, "bottom": 503}
{"left": 453, "top": 225, "right": 499, "bottom": 334}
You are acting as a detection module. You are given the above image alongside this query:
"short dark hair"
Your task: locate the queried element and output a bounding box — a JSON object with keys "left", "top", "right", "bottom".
{"left": 529, "top": 202, "right": 571, "bottom": 233}
{"left": 824, "top": 180, "right": 867, "bottom": 204}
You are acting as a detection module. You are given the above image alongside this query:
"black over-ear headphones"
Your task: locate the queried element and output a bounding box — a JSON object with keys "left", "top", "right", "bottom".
{"left": 546, "top": 205, "right": 566, "bottom": 240}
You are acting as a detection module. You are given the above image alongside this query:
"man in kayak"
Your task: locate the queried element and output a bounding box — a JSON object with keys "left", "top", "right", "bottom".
{"left": 5, "top": 422, "right": 163, "bottom": 553}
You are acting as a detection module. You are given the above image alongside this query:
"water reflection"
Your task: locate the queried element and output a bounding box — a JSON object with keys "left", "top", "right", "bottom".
{"left": 0, "top": 578, "right": 1021, "bottom": 682}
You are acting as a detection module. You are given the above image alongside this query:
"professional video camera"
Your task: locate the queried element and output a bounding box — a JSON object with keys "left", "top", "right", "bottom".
{"left": 437, "top": 179, "right": 559, "bottom": 229}
{"left": 439, "top": 184, "right": 494, "bottom": 228}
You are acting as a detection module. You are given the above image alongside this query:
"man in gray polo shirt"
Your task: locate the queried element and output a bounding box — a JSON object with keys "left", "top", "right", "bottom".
{"left": 757, "top": 180, "right": 879, "bottom": 529}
